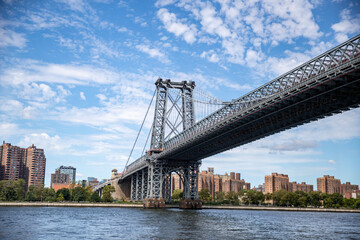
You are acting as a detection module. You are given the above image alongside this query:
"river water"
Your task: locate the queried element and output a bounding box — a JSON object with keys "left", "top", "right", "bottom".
{"left": 0, "top": 207, "right": 359, "bottom": 239}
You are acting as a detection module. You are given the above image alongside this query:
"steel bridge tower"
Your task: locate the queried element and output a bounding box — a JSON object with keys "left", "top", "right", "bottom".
{"left": 142, "top": 78, "right": 202, "bottom": 208}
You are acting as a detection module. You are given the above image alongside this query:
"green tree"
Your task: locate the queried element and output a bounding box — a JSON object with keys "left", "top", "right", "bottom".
{"left": 343, "top": 198, "right": 356, "bottom": 208}
{"left": 225, "top": 191, "right": 239, "bottom": 205}
{"left": 56, "top": 188, "right": 71, "bottom": 201}
{"left": 281, "top": 192, "right": 299, "bottom": 207}
{"left": 298, "top": 196, "right": 308, "bottom": 207}
{"left": 57, "top": 193, "right": 65, "bottom": 202}
{"left": 14, "top": 179, "right": 26, "bottom": 201}
{"left": 171, "top": 189, "right": 183, "bottom": 201}
{"left": 272, "top": 189, "right": 288, "bottom": 206}
{"left": 243, "top": 190, "right": 255, "bottom": 205}
{"left": 254, "top": 191, "right": 265, "bottom": 205}
{"left": 0, "top": 180, "right": 17, "bottom": 201}
{"left": 199, "top": 188, "right": 212, "bottom": 202}
{"left": 26, "top": 185, "right": 45, "bottom": 201}
{"left": 71, "top": 186, "right": 87, "bottom": 202}
{"left": 323, "top": 193, "right": 343, "bottom": 208}
{"left": 265, "top": 193, "right": 272, "bottom": 203}
{"left": 90, "top": 192, "right": 101, "bottom": 202}
{"left": 308, "top": 191, "right": 322, "bottom": 207}
{"left": 215, "top": 191, "right": 225, "bottom": 203}
{"left": 43, "top": 188, "right": 56, "bottom": 202}
{"left": 102, "top": 185, "right": 115, "bottom": 202}
{"left": 84, "top": 186, "right": 93, "bottom": 201}
{"left": 353, "top": 199, "right": 360, "bottom": 209}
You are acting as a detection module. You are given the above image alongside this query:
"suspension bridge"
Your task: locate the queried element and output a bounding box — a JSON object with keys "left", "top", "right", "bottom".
{"left": 95, "top": 34, "right": 360, "bottom": 208}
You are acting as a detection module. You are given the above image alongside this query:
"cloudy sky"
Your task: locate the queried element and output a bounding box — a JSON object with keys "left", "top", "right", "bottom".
{"left": 0, "top": 0, "right": 359, "bottom": 188}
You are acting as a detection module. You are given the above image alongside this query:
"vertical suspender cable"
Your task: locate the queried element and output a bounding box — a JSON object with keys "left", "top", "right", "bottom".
{"left": 123, "top": 89, "right": 156, "bottom": 172}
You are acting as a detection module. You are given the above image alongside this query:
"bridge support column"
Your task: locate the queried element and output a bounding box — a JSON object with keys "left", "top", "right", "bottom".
{"left": 143, "top": 161, "right": 166, "bottom": 208}
{"left": 180, "top": 161, "right": 202, "bottom": 209}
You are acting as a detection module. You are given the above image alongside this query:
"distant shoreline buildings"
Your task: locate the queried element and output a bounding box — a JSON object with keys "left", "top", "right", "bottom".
{"left": 172, "top": 167, "right": 251, "bottom": 199}
{"left": 2, "top": 140, "right": 358, "bottom": 200}
{"left": 264, "top": 172, "right": 359, "bottom": 199}
{"left": 0, "top": 141, "right": 46, "bottom": 189}
{"left": 50, "top": 165, "right": 76, "bottom": 190}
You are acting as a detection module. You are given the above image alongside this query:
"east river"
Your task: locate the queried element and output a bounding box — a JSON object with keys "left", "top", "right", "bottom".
{"left": 0, "top": 207, "right": 359, "bottom": 239}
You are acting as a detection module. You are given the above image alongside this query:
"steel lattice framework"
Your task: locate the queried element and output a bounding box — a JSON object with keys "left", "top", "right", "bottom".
{"left": 115, "top": 34, "right": 360, "bottom": 202}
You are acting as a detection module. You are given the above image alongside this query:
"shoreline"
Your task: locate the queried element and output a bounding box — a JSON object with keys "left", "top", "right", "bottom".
{"left": 0, "top": 202, "right": 359, "bottom": 213}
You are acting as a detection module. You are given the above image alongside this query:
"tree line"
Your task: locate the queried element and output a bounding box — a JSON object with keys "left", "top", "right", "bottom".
{"left": 172, "top": 188, "right": 360, "bottom": 209}
{"left": 0, "top": 179, "right": 115, "bottom": 203}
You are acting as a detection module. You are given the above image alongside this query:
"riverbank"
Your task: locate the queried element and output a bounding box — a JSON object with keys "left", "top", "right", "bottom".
{"left": 202, "top": 205, "right": 360, "bottom": 213}
{"left": 1, "top": 202, "right": 360, "bottom": 213}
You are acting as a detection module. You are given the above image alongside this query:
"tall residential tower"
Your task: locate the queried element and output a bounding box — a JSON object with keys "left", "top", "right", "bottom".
{"left": 0, "top": 141, "right": 46, "bottom": 189}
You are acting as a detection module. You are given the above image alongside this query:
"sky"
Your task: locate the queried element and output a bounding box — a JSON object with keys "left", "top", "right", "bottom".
{"left": 0, "top": 0, "right": 359, "bottom": 189}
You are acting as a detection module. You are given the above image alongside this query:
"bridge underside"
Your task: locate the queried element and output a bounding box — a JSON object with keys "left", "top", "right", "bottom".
{"left": 162, "top": 68, "right": 360, "bottom": 161}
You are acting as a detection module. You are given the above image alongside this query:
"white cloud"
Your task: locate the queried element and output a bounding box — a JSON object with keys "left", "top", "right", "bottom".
{"left": 200, "top": 50, "right": 220, "bottom": 63}
{"left": 0, "top": 60, "right": 120, "bottom": 86}
{"left": 157, "top": 8, "right": 197, "bottom": 44}
{"left": 117, "top": 27, "right": 128, "bottom": 32}
{"left": 136, "top": 44, "right": 170, "bottom": 63}
{"left": 19, "top": 133, "right": 67, "bottom": 151}
{"left": 264, "top": 50, "right": 311, "bottom": 76}
{"left": 245, "top": 48, "right": 263, "bottom": 68}
{"left": 57, "top": 0, "right": 86, "bottom": 12}
{"left": 155, "top": 0, "right": 177, "bottom": 7}
{"left": 80, "top": 92, "right": 86, "bottom": 100}
{"left": 199, "top": 4, "right": 231, "bottom": 38}
{"left": 262, "top": 0, "right": 322, "bottom": 41}
{"left": 0, "top": 26, "right": 26, "bottom": 48}
{"left": 328, "top": 160, "right": 336, "bottom": 164}
{"left": 0, "top": 122, "right": 20, "bottom": 136}
{"left": 331, "top": 9, "right": 360, "bottom": 43}
{"left": 157, "top": 0, "right": 322, "bottom": 67}
{"left": 0, "top": 99, "right": 37, "bottom": 119}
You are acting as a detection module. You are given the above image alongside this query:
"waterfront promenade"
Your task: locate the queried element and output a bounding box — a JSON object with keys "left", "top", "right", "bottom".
{"left": 1, "top": 202, "right": 359, "bottom": 213}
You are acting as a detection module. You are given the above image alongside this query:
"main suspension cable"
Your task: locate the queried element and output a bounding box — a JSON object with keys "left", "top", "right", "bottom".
{"left": 123, "top": 89, "right": 156, "bottom": 172}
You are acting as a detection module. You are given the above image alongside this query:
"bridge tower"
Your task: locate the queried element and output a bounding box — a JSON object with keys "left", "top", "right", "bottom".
{"left": 143, "top": 78, "right": 202, "bottom": 208}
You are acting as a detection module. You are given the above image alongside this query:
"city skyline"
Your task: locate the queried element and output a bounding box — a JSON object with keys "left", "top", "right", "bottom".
{"left": 0, "top": 0, "right": 359, "bottom": 188}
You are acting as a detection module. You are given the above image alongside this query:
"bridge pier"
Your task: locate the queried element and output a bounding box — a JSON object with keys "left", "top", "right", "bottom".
{"left": 143, "top": 198, "right": 166, "bottom": 208}
{"left": 179, "top": 199, "right": 202, "bottom": 209}
{"left": 179, "top": 161, "right": 202, "bottom": 209}
{"left": 141, "top": 160, "right": 202, "bottom": 209}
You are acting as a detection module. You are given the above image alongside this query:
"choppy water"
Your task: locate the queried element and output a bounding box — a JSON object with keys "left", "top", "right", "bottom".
{"left": 0, "top": 207, "right": 359, "bottom": 239}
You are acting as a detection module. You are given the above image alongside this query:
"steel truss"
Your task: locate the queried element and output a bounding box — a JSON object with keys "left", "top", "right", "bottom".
{"left": 122, "top": 34, "right": 360, "bottom": 203}
{"left": 150, "top": 78, "right": 195, "bottom": 150}
{"left": 145, "top": 159, "right": 201, "bottom": 201}
{"left": 159, "top": 34, "right": 360, "bottom": 159}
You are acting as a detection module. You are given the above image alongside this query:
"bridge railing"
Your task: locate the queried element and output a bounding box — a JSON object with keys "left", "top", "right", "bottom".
{"left": 123, "top": 155, "right": 147, "bottom": 178}
{"left": 161, "top": 34, "right": 360, "bottom": 155}
{"left": 93, "top": 180, "right": 111, "bottom": 191}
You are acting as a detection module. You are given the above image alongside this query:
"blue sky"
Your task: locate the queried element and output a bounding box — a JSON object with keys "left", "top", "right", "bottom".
{"left": 0, "top": 0, "right": 359, "bottom": 189}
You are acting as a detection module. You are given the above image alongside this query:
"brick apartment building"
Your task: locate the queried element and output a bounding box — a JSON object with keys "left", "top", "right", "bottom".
{"left": 265, "top": 173, "right": 313, "bottom": 194}
{"left": 171, "top": 167, "right": 251, "bottom": 199}
{"left": 317, "top": 175, "right": 341, "bottom": 194}
{"left": 0, "top": 141, "right": 46, "bottom": 189}
{"left": 341, "top": 182, "right": 359, "bottom": 194}
{"left": 290, "top": 181, "right": 314, "bottom": 193}
{"left": 265, "top": 173, "right": 290, "bottom": 194}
